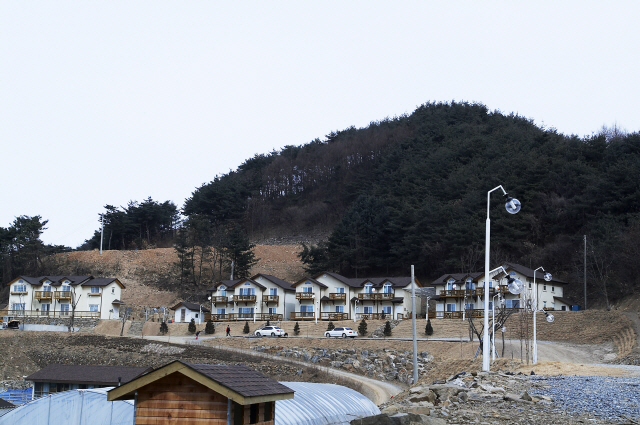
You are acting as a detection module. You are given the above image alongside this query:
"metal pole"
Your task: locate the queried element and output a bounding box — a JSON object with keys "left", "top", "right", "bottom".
{"left": 584, "top": 235, "right": 587, "bottom": 310}
{"left": 483, "top": 200, "right": 491, "bottom": 371}
{"left": 411, "top": 265, "right": 418, "bottom": 385}
{"left": 100, "top": 214, "right": 104, "bottom": 255}
{"left": 533, "top": 270, "right": 538, "bottom": 364}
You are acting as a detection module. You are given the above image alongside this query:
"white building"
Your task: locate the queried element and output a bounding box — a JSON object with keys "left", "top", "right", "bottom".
{"left": 7, "top": 275, "right": 125, "bottom": 321}
{"left": 170, "top": 301, "right": 210, "bottom": 324}
{"left": 430, "top": 263, "right": 570, "bottom": 318}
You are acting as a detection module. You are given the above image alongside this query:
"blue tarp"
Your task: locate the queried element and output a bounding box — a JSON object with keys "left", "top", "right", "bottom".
{"left": 0, "top": 389, "right": 32, "bottom": 405}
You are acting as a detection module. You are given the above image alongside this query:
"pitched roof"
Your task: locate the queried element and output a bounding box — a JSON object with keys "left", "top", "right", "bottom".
{"left": 0, "top": 398, "right": 14, "bottom": 408}
{"left": 208, "top": 279, "right": 242, "bottom": 292}
{"left": 81, "top": 278, "right": 125, "bottom": 288}
{"left": 171, "top": 301, "right": 210, "bottom": 312}
{"left": 293, "top": 277, "right": 328, "bottom": 288}
{"left": 107, "top": 360, "right": 294, "bottom": 405}
{"left": 252, "top": 274, "right": 295, "bottom": 291}
{"left": 25, "top": 364, "right": 151, "bottom": 385}
{"left": 228, "top": 277, "right": 267, "bottom": 290}
{"left": 553, "top": 296, "right": 574, "bottom": 306}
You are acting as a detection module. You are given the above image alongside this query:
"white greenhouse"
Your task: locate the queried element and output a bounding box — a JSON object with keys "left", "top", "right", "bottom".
{"left": 0, "top": 382, "right": 378, "bottom": 425}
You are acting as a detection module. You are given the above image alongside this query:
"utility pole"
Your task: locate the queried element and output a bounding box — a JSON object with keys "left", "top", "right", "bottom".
{"left": 584, "top": 235, "right": 587, "bottom": 310}
{"left": 411, "top": 265, "right": 418, "bottom": 385}
{"left": 100, "top": 213, "right": 104, "bottom": 255}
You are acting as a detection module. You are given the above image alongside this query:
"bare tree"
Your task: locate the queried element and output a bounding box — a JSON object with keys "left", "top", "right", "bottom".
{"left": 68, "top": 288, "right": 81, "bottom": 332}
{"left": 588, "top": 240, "right": 615, "bottom": 311}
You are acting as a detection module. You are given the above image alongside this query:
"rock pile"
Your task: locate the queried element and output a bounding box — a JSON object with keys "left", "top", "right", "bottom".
{"left": 254, "top": 346, "right": 434, "bottom": 383}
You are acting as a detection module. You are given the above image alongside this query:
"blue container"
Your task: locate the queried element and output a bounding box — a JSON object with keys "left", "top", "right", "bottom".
{"left": 571, "top": 305, "right": 581, "bottom": 311}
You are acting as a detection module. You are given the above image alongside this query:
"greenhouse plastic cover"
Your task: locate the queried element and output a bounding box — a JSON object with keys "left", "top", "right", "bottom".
{"left": 0, "top": 388, "right": 133, "bottom": 425}
{"left": 275, "top": 382, "right": 380, "bottom": 425}
{"left": 0, "top": 382, "right": 378, "bottom": 425}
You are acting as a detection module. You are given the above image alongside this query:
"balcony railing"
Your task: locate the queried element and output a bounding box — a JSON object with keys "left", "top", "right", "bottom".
{"left": 439, "top": 289, "right": 476, "bottom": 297}
{"left": 290, "top": 312, "right": 315, "bottom": 320}
{"left": 355, "top": 313, "right": 392, "bottom": 320}
{"left": 210, "top": 296, "right": 228, "bottom": 304}
{"left": 320, "top": 312, "right": 349, "bottom": 321}
{"left": 328, "top": 293, "right": 346, "bottom": 301}
{"left": 10, "top": 290, "right": 27, "bottom": 295}
{"left": 473, "top": 285, "right": 510, "bottom": 296}
{"left": 54, "top": 291, "right": 72, "bottom": 300}
{"left": 296, "top": 292, "right": 315, "bottom": 300}
{"left": 262, "top": 295, "right": 279, "bottom": 304}
{"left": 357, "top": 293, "right": 394, "bottom": 301}
{"left": 35, "top": 291, "right": 53, "bottom": 300}
{"left": 228, "top": 312, "right": 255, "bottom": 320}
{"left": 230, "top": 295, "right": 256, "bottom": 303}
{"left": 88, "top": 292, "right": 102, "bottom": 297}
{"left": 204, "top": 313, "right": 229, "bottom": 321}
{"left": 204, "top": 313, "right": 283, "bottom": 322}
{"left": 5, "top": 310, "right": 100, "bottom": 319}
{"left": 428, "top": 308, "right": 523, "bottom": 319}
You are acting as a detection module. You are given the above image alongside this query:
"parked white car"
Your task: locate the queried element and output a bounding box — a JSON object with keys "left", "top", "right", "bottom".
{"left": 255, "top": 326, "right": 287, "bottom": 337}
{"left": 325, "top": 327, "right": 358, "bottom": 338}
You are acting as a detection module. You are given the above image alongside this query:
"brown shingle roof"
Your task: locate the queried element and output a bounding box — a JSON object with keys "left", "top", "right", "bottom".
{"left": 187, "top": 363, "right": 293, "bottom": 398}
{"left": 26, "top": 364, "right": 151, "bottom": 385}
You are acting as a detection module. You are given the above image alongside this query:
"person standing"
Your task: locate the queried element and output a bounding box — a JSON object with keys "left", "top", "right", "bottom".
{"left": 195, "top": 330, "right": 201, "bottom": 340}
{"left": 226, "top": 325, "right": 231, "bottom": 337}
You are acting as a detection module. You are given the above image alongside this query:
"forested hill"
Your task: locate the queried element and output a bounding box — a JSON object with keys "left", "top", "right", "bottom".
{"left": 184, "top": 102, "right": 640, "bottom": 302}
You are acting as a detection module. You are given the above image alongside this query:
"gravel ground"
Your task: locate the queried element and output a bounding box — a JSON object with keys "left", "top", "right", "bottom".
{"left": 530, "top": 375, "right": 640, "bottom": 423}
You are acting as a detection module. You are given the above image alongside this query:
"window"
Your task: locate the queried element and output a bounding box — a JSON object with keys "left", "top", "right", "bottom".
{"left": 269, "top": 288, "right": 278, "bottom": 296}
{"left": 543, "top": 284, "right": 547, "bottom": 291}
{"left": 447, "top": 278, "right": 455, "bottom": 291}
{"left": 62, "top": 285, "right": 70, "bottom": 292}
{"left": 506, "top": 300, "right": 520, "bottom": 309}
{"left": 239, "top": 287, "right": 255, "bottom": 296}
{"left": 302, "top": 286, "right": 313, "bottom": 293}
{"left": 264, "top": 401, "right": 273, "bottom": 422}
{"left": 239, "top": 307, "right": 253, "bottom": 315}
{"left": 90, "top": 287, "right": 100, "bottom": 294}
{"left": 219, "top": 285, "right": 227, "bottom": 297}
{"left": 383, "top": 284, "right": 393, "bottom": 294}
{"left": 446, "top": 304, "right": 455, "bottom": 312}
{"left": 12, "top": 303, "right": 25, "bottom": 311}
{"left": 488, "top": 301, "right": 493, "bottom": 310}
{"left": 268, "top": 307, "right": 277, "bottom": 314}
{"left": 465, "top": 303, "right": 474, "bottom": 310}
{"left": 60, "top": 304, "right": 70, "bottom": 315}
{"left": 465, "top": 278, "right": 474, "bottom": 290}
{"left": 43, "top": 285, "right": 52, "bottom": 292}
{"left": 382, "top": 306, "right": 392, "bottom": 314}
{"left": 13, "top": 284, "right": 26, "bottom": 293}
{"left": 41, "top": 304, "right": 50, "bottom": 315}
{"left": 300, "top": 305, "right": 313, "bottom": 313}
{"left": 528, "top": 282, "right": 532, "bottom": 289}
{"left": 335, "top": 287, "right": 345, "bottom": 293}
{"left": 111, "top": 286, "right": 115, "bottom": 294}
{"left": 216, "top": 308, "right": 226, "bottom": 315}
{"left": 551, "top": 286, "right": 555, "bottom": 292}
{"left": 335, "top": 305, "right": 344, "bottom": 313}
{"left": 364, "top": 306, "right": 373, "bottom": 314}
{"left": 89, "top": 304, "right": 99, "bottom": 312}
{"left": 364, "top": 283, "right": 373, "bottom": 293}
{"left": 543, "top": 301, "right": 547, "bottom": 308}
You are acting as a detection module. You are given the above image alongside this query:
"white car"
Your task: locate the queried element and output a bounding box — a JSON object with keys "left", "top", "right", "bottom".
{"left": 254, "top": 326, "right": 287, "bottom": 337}
{"left": 325, "top": 327, "right": 358, "bottom": 338}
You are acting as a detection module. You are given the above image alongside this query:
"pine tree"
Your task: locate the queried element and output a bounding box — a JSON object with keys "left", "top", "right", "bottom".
{"left": 327, "top": 321, "right": 335, "bottom": 331}
{"left": 205, "top": 319, "right": 215, "bottom": 334}
{"left": 159, "top": 321, "right": 168, "bottom": 335}
{"left": 188, "top": 318, "right": 196, "bottom": 334}
{"left": 358, "top": 318, "right": 367, "bottom": 336}
{"left": 243, "top": 320, "right": 250, "bottom": 334}
{"left": 383, "top": 320, "right": 392, "bottom": 337}
{"left": 293, "top": 321, "right": 300, "bottom": 336}
{"left": 425, "top": 319, "right": 433, "bottom": 336}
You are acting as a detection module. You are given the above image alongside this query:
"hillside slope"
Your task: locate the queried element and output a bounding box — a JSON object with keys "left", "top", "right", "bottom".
{"left": 52, "top": 245, "right": 307, "bottom": 310}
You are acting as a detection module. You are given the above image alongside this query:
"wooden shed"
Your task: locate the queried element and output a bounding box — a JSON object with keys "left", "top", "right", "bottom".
{"left": 107, "top": 360, "right": 294, "bottom": 425}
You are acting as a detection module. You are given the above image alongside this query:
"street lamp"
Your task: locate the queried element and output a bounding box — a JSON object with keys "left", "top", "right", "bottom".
{"left": 483, "top": 185, "right": 521, "bottom": 373}
{"left": 532, "top": 268, "right": 554, "bottom": 364}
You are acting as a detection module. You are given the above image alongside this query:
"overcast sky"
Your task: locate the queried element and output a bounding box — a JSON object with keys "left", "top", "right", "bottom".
{"left": 2, "top": 1, "right": 639, "bottom": 248}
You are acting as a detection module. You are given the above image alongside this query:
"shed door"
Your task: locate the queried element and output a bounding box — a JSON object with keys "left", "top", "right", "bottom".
{"left": 181, "top": 308, "right": 186, "bottom": 322}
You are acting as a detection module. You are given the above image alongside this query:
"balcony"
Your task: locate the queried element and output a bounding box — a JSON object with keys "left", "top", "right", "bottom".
{"left": 35, "top": 291, "right": 53, "bottom": 300}
{"left": 88, "top": 292, "right": 102, "bottom": 297}
{"left": 228, "top": 312, "right": 255, "bottom": 320}
{"left": 210, "top": 296, "right": 228, "bottom": 304}
{"left": 10, "top": 290, "right": 27, "bottom": 295}
{"left": 54, "top": 291, "right": 72, "bottom": 300}
{"left": 328, "top": 293, "right": 346, "bottom": 302}
{"left": 427, "top": 308, "right": 523, "bottom": 319}
{"left": 439, "top": 289, "right": 475, "bottom": 298}
{"left": 320, "top": 312, "right": 349, "bottom": 321}
{"left": 5, "top": 310, "right": 100, "bottom": 319}
{"left": 296, "top": 292, "right": 315, "bottom": 300}
{"left": 262, "top": 295, "right": 279, "bottom": 304}
{"left": 204, "top": 313, "right": 229, "bottom": 321}
{"left": 357, "top": 293, "right": 394, "bottom": 301}
{"left": 230, "top": 295, "right": 256, "bottom": 303}
{"left": 472, "top": 285, "right": 509, "bottom": 296}
{"left": 289, "top": 312, "right": 316, "bottom": 320}
{"left": 355, "top": 312, "right": 392, "bottom": 320}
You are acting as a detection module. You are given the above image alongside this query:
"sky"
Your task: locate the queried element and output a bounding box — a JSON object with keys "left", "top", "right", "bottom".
{"left": 2, "top": 1, "right": 639, "bottom": 248}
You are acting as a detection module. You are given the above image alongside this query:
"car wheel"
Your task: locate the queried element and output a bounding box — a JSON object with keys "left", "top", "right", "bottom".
{"left": 325, "top": 333, "right": 331, "bottom": 338}
{"left": 271, "top": 332, "right": 276, "bottom": 337}
{"left": 342, "top": 333, "right": 347, "bottom": 338}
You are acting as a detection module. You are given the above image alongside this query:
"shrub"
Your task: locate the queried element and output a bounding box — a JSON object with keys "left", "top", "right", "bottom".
{"left": 266, "top": 320, "right": 270, "bottom": 326}
{"left": 293, "top": 321, "right": 300, "bottom": 336}
{"left": 188, "top": 318, "right": 196, "bottom": 334}
{"left": 327, "top": 321, "right": 335, "bottom": 331}
{"left": 159, "top": 321, "right": 168, "bottom": 335}
{"left": 243, "top": 321, "right": 250, "bottom": 334}
{"left": 383, "top": 320, "right": 392, "bottom": 337}
{"left": 358, "top": 318, "right": 367, "bottom": 336}
{"left": 425, "top": 319, "right": 433, "bottom": 336}
{"left": 205, "top": 319, "right": 215, "bottom": 334}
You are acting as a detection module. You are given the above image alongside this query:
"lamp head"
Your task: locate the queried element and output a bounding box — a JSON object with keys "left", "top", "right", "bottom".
{"left": 501, "top": 326, "right": 507, "bottom": 333}
{"left": 546, "top": 313, "right": 555, "bottom": 323}
{"left": 507, "top": 277, "right": 524, "bottom": 295}
{"left": 504, "top": 194, "right": 521, "bottom": 214}
{"left": 544, "top": 272, "right": 553, "bottom": 282}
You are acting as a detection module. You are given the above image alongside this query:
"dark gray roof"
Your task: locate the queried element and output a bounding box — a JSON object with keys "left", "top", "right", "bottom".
{"left": 294, "top": 277, "right": 328, "bottom": 288}
{"left": 0, "top": 399, "right": 14, "bottom": 408}
{"left": 81, "top": 278, "right": 123, "bottom": 288}
{"left": 171, "top": 301, "right": 210, "bottom": 312}
{"left": 26, "top": 364, "right": 151, "bottom": 385}
{"left": 228, "top": 278, "right": 267, "bottom": 290}
{"left": 553, "top": 296, "right": 574, "bottom": 305}
{"left": 252, "top": 274, "right": 295, "bottom": 291}
{"left": 503, "top": 263, "right": 568, "bottom": 284}
{"left": 208, "top": 279, "right": 241, "bottom": 292}
{"left": 185, "top": 363, "right": 293, "bottom": 398}
{"left": 431, "top": 272, "right": 483, "bottom": 285}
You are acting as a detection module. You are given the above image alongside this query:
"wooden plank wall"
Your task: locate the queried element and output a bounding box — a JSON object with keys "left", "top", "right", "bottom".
{"left": 136, "top": 373, "right": 228, "bottom": 425}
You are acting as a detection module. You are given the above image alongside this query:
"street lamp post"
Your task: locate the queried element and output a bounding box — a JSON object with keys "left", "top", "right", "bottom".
{"left": 483, "top": 185, "right": 521, "bottom": 371}
{"left": 532, "top": 267, "right": 553, "bottom": 364}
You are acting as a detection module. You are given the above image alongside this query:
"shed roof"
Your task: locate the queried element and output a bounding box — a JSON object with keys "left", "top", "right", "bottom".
{"left": 25, "top": 364, "right": 151, "bottom": 385}
{"left": 171, "top": 302, "right": 210, "bottom": 312}
{"left": 107, "top": 360, "right": 293, "bottom": 405}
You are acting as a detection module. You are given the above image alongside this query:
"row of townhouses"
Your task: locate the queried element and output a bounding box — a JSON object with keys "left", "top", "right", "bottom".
{"left": 172, "top": 272, "right": 425, "bottom": 323}
{"left": 6, "top": 275, "right": 124, "bottom": 320}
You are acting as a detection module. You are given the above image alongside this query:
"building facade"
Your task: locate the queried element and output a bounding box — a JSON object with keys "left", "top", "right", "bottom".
{"left": 7, "top": 275, "right": 125, "bottom": 321}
